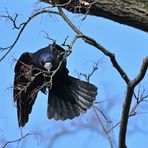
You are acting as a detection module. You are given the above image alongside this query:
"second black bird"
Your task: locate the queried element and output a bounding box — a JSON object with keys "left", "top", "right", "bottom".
{"left": 13, "top": 43, "right": 98, "bottom": 127}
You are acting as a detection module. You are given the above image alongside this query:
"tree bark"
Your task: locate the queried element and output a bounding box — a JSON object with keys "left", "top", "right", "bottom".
{"left": 41, "top": 0, "right": 148, "bottom": 32}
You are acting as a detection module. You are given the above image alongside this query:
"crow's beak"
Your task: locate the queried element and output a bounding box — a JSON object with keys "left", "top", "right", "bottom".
{"left": 44, "top": 62, "right": 52, "bottom": 72}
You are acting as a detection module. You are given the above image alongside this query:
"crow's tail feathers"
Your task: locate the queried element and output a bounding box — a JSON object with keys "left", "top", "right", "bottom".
{"left": 47, "top": 76, "right": 98, "bottom": 120}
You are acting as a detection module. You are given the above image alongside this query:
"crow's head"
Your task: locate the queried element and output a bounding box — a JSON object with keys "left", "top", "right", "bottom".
{"left": 31, "top": 44, "right": 65, "bottom": 72}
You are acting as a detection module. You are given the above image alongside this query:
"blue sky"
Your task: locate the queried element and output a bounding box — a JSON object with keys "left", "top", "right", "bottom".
{"left": 0, "top": 0, "right": 148, "bottom": 148}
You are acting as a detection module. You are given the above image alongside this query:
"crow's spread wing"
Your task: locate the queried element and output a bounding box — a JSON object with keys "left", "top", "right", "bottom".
{"left": 47, "top": 44, "right": 98, "bottom": 120}
{"left": 13, "top": 52, "right": 44, "bottom": 127}
{"left": 47, "top": 59, "right": 98, "bottom": 120}
{"left": 48, "top": 75, "right": 97, "bottom": 120}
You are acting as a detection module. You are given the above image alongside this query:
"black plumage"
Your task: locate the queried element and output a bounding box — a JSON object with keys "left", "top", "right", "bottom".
{"left": 13, "top": 43, "right": 98, "bottom": 127}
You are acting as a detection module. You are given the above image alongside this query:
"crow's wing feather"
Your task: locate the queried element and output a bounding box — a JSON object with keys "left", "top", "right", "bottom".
{"left": 47, "top": 45, "right": 97, "bottom": 120}
{"left": 47, "top": 74, "right": 97, "bottom": 120}
{"left": 13, "top": 52, "right": 42, "bottom": 127}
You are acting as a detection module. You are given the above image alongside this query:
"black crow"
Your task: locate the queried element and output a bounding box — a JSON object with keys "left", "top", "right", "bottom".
{"left": 13, "top": 43, "right": 98, "bottom": 127}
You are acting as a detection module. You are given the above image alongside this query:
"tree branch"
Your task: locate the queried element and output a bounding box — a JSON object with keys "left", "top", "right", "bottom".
{"left": 109, "top": 84, "right": 148, "bottom": 133}
{"left": 2, "top": 133, "right": 37, "bottom": 148}
{"left": 41, "top": 0, "right": 148, "bottom": 32}
{"left": 57, "top": 6, "right": 148, "bottom": 148}
{"left": 119, "top": 56, "right": 148, "bottom": 148}
{"left": 79, "top": 60, "right": 114, "bottom": 147}
{"left": 57, "top": 6, "right": 130, "bottom": 84}
{"left": 93, "top": 105, "right": 114, "bottom": 148}
{"left": 132, "top": 57, "right": 148, "bottom": 87}
{"left": 1, "top": 3, "right": 147, "bottom": 147}
{"left": 0, "top": 9, "right": 59, "bottom": 62}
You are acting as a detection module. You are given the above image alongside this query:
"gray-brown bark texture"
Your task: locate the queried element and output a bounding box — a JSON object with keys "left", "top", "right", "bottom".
{"left": 41, "top": 0, "right": 148, "bottom": 32}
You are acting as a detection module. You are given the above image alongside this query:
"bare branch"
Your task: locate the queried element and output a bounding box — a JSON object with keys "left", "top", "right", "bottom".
{"left": 1, "top": 12, "right": 23, "bottom": 29}
{"left": 109, "top": 84, "right": 148, "bottom": 133}
{"left": 119, "top": 56, "right": 148, "bottom": 148}
{"left": 80, "top": 60, "right": 100, "bottom": 82}
{"left": 2, "top": 133, "right": 37, "bottom": 148}
{"left": 1, "top": 2, "right": 147, "bottom": 148}
{"left": 93, "top": 105, "right": 114, "bottom": 148}
{"left": 130, "top": 85, "right": 148, "bottom": 116}
{"left": 41, "top": 0, "right": 148, "bottom": 32}
{"left": 132, "top": 57, "right": 148, "bottom": 87}
{"left": 55, "top": 6, "right": 148, "bottom": 148}
{"left": 0, "top": 9, "right": 59, "bottom": 62}
{"left": 78, "top": 59, "right": 113, "bottom": 147}
{"left": 94, "top": 105, "right": 111, "bottom": 123}
{"left": 42, "top": 31, "right": 56, "bottom": 43}
{"left": 56, "top": 6, "right": 130, "bottom": 84}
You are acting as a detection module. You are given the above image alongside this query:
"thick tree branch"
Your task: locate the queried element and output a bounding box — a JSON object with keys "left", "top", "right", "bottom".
{"left": 119, "top": 56, "right": 148, "bottom": 148}
{"left": 57, "top": 6, "right": 130, "bottom": 84}
{"left": 132, "top": 57, "right": 148, "bottom": 87}
{"left": 57, "top": 7, "right": 148, "bottom": 148}
{"left": 81, "top": 35, "right": 130, "bottom": 84}
{"left": 41, "top": 0, "right": 148, "bottom": 32}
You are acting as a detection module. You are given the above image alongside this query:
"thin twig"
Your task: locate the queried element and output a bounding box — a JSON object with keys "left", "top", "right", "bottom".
{"left": 2, "top": 133, "right": 36, "bottom": 148}
{"left": 93, "top": 105, "right": 114, "bottom": 148}
{"left": 0, "top": 9, "right": 59, "bottom": 62}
